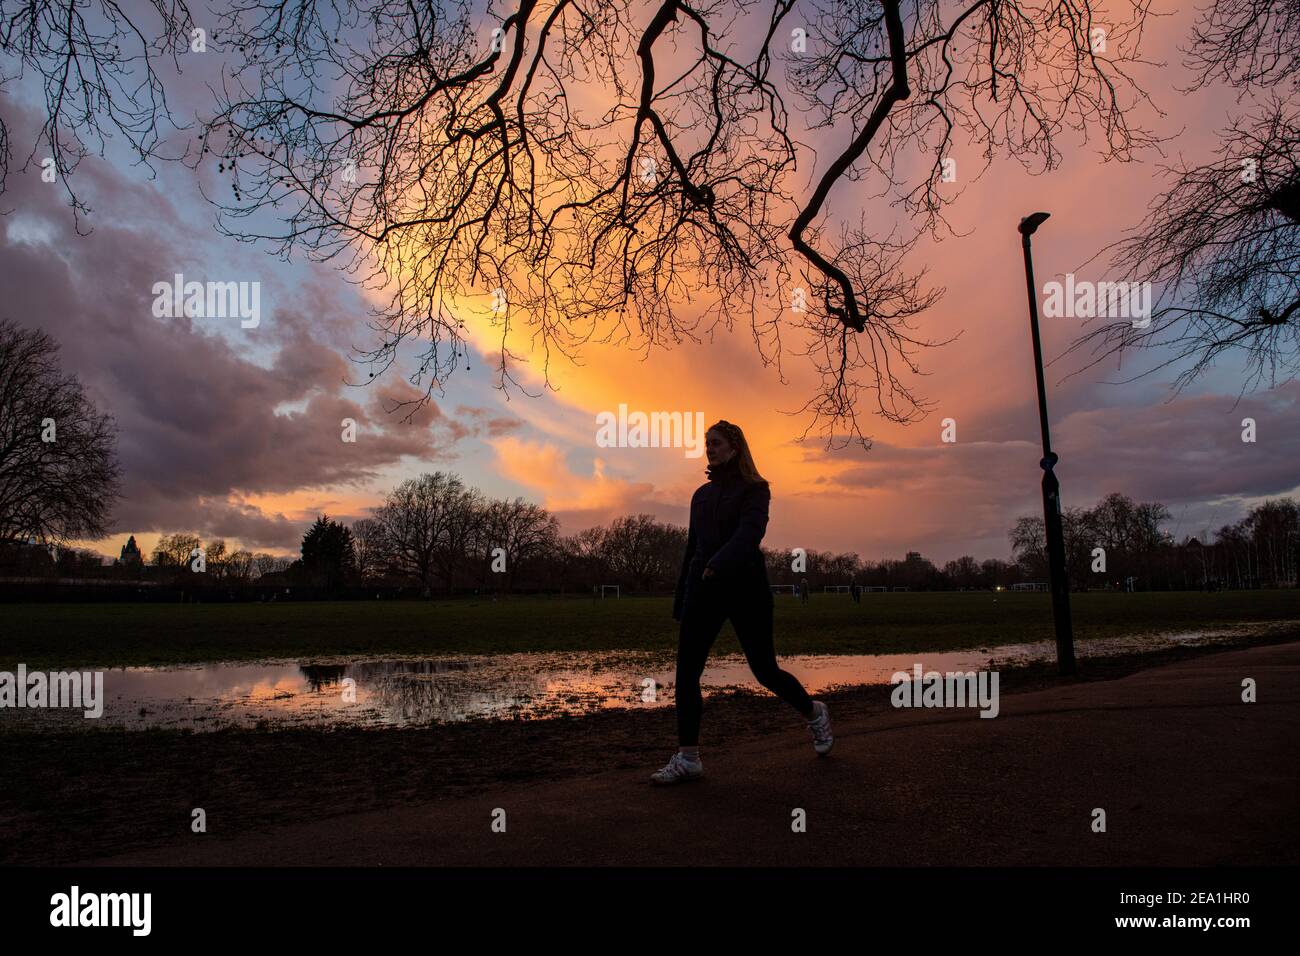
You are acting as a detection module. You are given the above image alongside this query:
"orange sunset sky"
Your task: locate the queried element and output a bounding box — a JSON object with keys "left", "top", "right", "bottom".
{"left": 1, "top": 0, "right": 1296, "bottom": 566}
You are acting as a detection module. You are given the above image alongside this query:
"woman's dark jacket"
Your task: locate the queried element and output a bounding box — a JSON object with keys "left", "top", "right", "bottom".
{"left": 672, "top": 455, "right": 772, "bottom": 619}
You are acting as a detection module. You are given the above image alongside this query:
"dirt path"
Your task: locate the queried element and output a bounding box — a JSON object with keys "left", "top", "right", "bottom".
{"left": 80, "top": 641, "right": 1300, "bottom": 866}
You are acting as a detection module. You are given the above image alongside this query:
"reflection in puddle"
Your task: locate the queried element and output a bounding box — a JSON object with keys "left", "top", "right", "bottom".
{"left": 3, "top": 626, "right": 1274, "bottom": 731}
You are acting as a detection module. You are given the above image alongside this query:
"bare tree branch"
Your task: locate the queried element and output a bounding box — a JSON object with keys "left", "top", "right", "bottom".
{"left": 190, "top": 0, "right": 1157, "bottom": 445}
{"left": 0, "top": 0, "right": 194, "bottom": 229}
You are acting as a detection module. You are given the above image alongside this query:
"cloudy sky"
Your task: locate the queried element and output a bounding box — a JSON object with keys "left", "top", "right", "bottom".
{"left": 1, "top": 1, "right": 1296, "bottom": 565}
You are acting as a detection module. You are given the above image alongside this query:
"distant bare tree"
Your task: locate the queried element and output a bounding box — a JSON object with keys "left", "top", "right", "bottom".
{"left": 0, "top": 318, "right": 121, "bottom": 545}
{"left": 943, "top": 554, "right": 980, "bottom": 588}
{"left": 554, "top": 525, "right": 609, "bottom": 590}
{"left": 602, "top": 513, "right": 682, "bottom": 591}
{"left": 151, "top": 531, "right": 200, "bottom": 567}
{"left": 824, "top": 551, "right": 862, "bottom": 582}
{"left": 374, "top": 471, "right": 477, "bottom": 590}
{"left": 349, "top": 515, "right": 389, "bottom": 581}
{"left": 979, "top": 557, "right": 1016, "bottom": 588}
{"left": 253, "top": 551, "right": 286, "bottom": 577}
{"left": 437, "top": 484, "right": 485, "bottom": 593}
{"left": 477, "top": 495, "right": 559, "bottom": 593}
{"left": 204, "top": 538, "right": 229, "bottom": 578}
{"left": 1204, "top": 497, "right": 1298, "bottom": 587}
{"left": 225, "top": 548, "right": 255, "bottom": 581}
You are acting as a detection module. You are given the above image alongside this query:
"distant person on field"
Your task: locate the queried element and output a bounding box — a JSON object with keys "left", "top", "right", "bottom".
{"left": 652, "top": 420, "right": 833, "bottom": 785}
{"left": 799, "top": 577, "right": 810, "bottom": 605}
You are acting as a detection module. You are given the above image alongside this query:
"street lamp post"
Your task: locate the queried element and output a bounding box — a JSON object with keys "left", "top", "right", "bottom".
{"left": 1018, "top": 212, "right": 1076, "bottom": 676}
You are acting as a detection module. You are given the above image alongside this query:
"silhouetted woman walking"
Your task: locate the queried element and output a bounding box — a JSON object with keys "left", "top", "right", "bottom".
{"left": 651, "top": 420, "right": 833, "bottom": 784}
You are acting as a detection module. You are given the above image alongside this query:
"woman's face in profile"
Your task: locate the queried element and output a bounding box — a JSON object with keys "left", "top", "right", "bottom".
{"left": 705, "top": 429, "right": 735, "bottom": 466}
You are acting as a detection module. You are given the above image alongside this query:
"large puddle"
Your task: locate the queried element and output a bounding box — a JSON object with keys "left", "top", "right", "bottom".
{"left": 1, "top": 626, "right": 1279, "bottom": 731}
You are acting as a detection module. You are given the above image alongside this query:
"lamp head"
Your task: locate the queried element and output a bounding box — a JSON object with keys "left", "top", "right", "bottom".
{"left": 1018, "top": 212, "right": 1051, "bottom": 236}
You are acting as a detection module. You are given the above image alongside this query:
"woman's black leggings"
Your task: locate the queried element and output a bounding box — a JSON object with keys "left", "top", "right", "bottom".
{"left": 675, "top": 585, "right": 814, "bottom": 746}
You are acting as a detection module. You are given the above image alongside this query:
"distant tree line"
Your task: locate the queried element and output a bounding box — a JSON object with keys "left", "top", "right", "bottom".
{"left": 149, "top": 533, "right": 293, "bottom": 583}
{"left": 4, "top": 472, "right": 1295, "bottom": 595}
{"left": 1011, "top": 493, "right": 1299, "bottom": 591}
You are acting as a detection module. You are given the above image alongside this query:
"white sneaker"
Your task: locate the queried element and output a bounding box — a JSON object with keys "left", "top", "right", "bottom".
{"left": 807, "top": 700, "right": 833, "bottom": 756}
{"left": 649, "top": 751, "right": 703, "bottom": 785}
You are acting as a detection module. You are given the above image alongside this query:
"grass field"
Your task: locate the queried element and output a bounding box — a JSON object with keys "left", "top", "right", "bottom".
{"left": 2, "top": 589, "right": 1297, "bottom": 668}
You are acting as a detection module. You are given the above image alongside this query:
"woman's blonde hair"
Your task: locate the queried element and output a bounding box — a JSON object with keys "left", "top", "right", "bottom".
{"left": 708, "top": 420, "right": 766, "bottom": 484}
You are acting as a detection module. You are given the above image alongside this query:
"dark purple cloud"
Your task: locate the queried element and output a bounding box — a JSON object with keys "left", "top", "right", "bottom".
{"left": 0, "top": 98, "right": 466, "bottom": 548}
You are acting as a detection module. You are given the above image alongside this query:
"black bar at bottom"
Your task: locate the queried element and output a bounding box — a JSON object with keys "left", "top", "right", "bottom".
{"left": 0, "top": 865, "right": 1285, "bottom": 941}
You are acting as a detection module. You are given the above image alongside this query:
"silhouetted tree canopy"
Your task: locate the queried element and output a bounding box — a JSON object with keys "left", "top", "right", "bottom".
{"left": 0, "top": 318, "right": 121, "bottom": 545}
{"left": 0, "top": 0, "right": 1165, "bottom": 444}
{"left": 300, "top": 514, "right": 357, "bottom": 589}
{"left": 1066, "top": 0, "right": 1300, "bottom": 393}
{"left": 193, "top": 0, "right": 1159, "bottom": 445}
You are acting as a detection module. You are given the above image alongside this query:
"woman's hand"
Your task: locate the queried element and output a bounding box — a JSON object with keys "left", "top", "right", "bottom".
{"left": 702, "top": 567, "right": 715, "bottom": 580}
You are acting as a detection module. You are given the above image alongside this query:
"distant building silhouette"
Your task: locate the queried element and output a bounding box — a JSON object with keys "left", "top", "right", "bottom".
{"left": 118, "top": 535, "right": 143, "bottom": 569}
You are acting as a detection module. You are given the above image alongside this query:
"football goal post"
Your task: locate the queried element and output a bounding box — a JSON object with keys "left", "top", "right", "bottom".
{"left": 770, "top": 584, "right": 796, "bottom": 596}
{"left": 823, "top": 585, "right": 852, "bottom": 593}
{"left": 600, "top": 585, "right": 620, "bottom": 598}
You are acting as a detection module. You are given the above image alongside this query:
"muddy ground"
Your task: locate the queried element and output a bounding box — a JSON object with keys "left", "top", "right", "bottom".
{"left": 1, "top": 634, "right": 1295, "bottom": 866}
